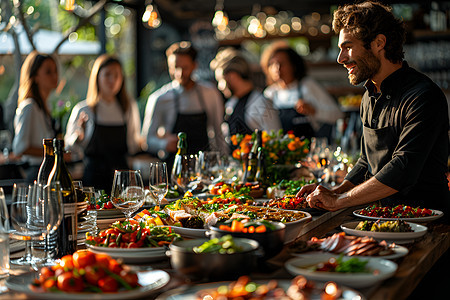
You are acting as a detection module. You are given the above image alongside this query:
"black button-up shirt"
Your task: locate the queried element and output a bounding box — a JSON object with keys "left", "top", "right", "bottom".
{"left": 346, "top": 62, "right": 450, "bottom": 217}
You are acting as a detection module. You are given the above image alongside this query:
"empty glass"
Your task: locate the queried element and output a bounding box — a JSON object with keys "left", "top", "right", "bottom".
{"left": 111, "top": 170, "right": 145, "bottom": 221}
{"left": 196, "top": 151, "right": 222, "bottom": 186}
{"left": 10, "top": 183, "right": 42, "bottom": 266}
{"left": 149, "top": 162, "right": 168, "bottom": 207}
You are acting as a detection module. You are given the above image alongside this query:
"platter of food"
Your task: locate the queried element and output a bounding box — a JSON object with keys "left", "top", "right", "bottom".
{"left": 156, "top": 275, "right": 365, "bottom": 300}
{"left": 6, "top": 251, "right": 170, "bottom": 299}
{"left": 289, "top": 232, "right": 409, "bottom": 260}
{"left": 285, "top": 253, "right": 398, "bottom": 288}
{"left": 353, "top": 204, "right": 443, "bottom": 222}
{"left": 340, "top": 221, "right": 427, "bottom": 242}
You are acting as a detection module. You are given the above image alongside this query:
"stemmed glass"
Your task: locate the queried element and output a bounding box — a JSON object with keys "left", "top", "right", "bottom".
{"left": 111, "top": 170, "right": 145, "bottom": 221}
{"left": 149, "top": 162, "right": 168, "bottom": 207}
{"left": 196, "top": 151, "right": 222, "bottom": 186}
{"left": 29, "top": 182, "right": 63, "bottom": 267}
{"left": 171, "top": 154, "right": 199, "bottom": 193}
{"left": 9, "top": 183, "right": 41, "bottom": 266}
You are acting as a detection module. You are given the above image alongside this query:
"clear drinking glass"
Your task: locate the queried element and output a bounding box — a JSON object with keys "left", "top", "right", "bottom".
{"left": 171, "top": 154, "right": 199, "bottom": 193}
{"left": 29, "top": 183, "right": 63, "bottom": 267}
{"left": 111, "top": 170, "right": 145, "bottom": 221}
{"left": 9, "top": 183, "right": 42, "bottom": 266}
{"left": 83, "top": 187, "right": 97, "bottom": 235}
{"left": 196, "top": 151, "right": 222, "bottom": 186}
{"left": 0, "top": 187, "right": 10, "bottom": 279}
{"left": 149, "top": 162, "right": 168, "bottom": 207}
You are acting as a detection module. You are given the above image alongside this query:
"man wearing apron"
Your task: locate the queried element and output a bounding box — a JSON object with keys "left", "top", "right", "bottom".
{"left": 297, "top": 1, "right": 449, "bottom": 223}
{"left": 142, "top": 41, "right": 228, "bottom": 173}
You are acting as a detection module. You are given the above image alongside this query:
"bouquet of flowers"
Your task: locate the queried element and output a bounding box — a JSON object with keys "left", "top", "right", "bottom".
{"left": 231, "top": 130, "right": 309, "bottom": 167}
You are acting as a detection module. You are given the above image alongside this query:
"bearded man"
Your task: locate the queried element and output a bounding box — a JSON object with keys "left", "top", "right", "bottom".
{"left": 298, "top": 1, "right": 449, "bottom": 223}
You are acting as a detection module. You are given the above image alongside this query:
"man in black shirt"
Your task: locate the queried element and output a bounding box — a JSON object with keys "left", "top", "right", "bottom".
{"left": 298, "top": 1, "right": 449, "bottom": 221}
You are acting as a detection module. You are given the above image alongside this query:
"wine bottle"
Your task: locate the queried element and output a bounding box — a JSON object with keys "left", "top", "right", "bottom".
{"left": 244, "top": 129, "right": 259, "bottom": 183}
{"left": 37, "top": 138, "right": 55, "bottom": 186}
{"left": 36, "top": 138, "right": 57, "bottom": 258}
{"left": 172, "top": 132, "right": 187, "bottom": 189}
{"left": 47, "top": 138, "right": 77, "bottom": 258}
{"left": 255, "top": 130, "right": 267, "bottom": 187}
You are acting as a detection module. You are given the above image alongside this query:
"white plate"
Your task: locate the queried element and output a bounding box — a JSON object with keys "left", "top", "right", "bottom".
{"left": 156, "top": 279, "right": 364, "bottom": 300}
{"left": 87, "top": 245, "right": 167, "bottom": 263}
{"left": 6, "top": 270, "right": 170, "bottom": 300}
{"left": 284, "top": 210, "right": 312, "bottom": 243}
{"left": 353, "top": 209, "right": 444, "bottom": 222}
{"left": 169, "top": 226, "right": 206, "bottom": 239}
{"left": 293, "top": 244, "right": 409, "bottom": 260}
{"left": 285, "top": 253, "right": 398, "bottom": 288}
{"left": 341, "top": 221, "right": 427, "bottom": 243}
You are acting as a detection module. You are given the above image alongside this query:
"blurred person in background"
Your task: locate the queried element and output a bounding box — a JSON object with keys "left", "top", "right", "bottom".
{"left": 210, "top": 48, "right": 281, "bottom": 142}
{"left": 299, "top": 1, "right": 449, "bottom": 224}
{"left": 12, "top": 51, "right": 58, "bottom": 183}
{"left": 142, "top": 41, "right": 228, "bottom": 171}
{"left": 65, "top": 54, "right": 143, "bottom": 192}
{"left": 261, "top": 43, "right": 343, "bottom": 142}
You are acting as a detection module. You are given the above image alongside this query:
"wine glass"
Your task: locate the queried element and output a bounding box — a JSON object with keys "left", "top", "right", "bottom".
{"left": 171, "top": 154, "right": 199, "bottom": 193}
{"left": 29, "top": 182, "right": 63, "bottom": 267}
{"left": 149, "top": 162, "right": 168, "bottom": 207}
{"left": 196, "top": 151, "right": 222, "bottom": 186}
{"left": 83, "top": 186, "right": 98, "bottom": 235}
{"left": 111, "top": 170, "right": 145, "bottom": 221}
{"left": 10, "top": 183, "right": 42, "bottom": 266}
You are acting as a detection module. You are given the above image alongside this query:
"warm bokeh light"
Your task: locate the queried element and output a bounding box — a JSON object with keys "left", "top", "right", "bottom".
{"left": 142, "top": 3, "right": 162, "bottom": 29}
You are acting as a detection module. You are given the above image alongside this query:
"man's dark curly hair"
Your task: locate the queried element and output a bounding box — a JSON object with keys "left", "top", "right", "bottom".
{"left": 332, "top": 1, "right": 406, "bottom": 64}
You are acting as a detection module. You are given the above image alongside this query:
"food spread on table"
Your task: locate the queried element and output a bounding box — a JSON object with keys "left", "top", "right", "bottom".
{"left": 355, "top": 220, "right": 413, "bottom": 232}
{"left": 30, "top": 250, "right": 140, "bottom": 293}
{"left": 290, "top": 232, "right": 396, "bottom": 257}
{"left": 264, "top": 195, "right": 309, "bottom": 210}
{"left": 310, "top": 256, "right": 372, "bottom": 273}
{"left": 193, "top": 235, "right": 243, "bottom": 254}
{"left": 85, "top": 219, "right": 182, "bottom": 248}
{"left": 358, "top": 204, "right": 435, "bottom": 218}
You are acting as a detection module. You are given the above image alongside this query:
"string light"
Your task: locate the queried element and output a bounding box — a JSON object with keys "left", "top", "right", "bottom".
{"left": 142, "top": 0, "right": 162, "bottom": 29}
{"left": 212, "top": 0, "right": 229, "bottom": 32}
{"left": 60, "top": 0, "right": 75, "bottom": 12}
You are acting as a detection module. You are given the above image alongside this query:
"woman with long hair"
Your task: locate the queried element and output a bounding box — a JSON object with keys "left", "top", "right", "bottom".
{"left": 12, "top": 51, "right": 59, "bottom": 183}
{"left": 261, "top": 42, "right": 343, "bottom": 141}
{"left": 65, "top": 54, "right": 143, "bottom": 192}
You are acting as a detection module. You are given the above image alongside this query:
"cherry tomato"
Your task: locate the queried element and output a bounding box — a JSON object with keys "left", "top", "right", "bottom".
{"left": 84, "top": 265, "right": 106, "bottom": 285}
{"left": 73, "top": 250, "right": 96, "bottom": 269}
{"left": 108, "top": 260, "right": 123, "bottom": 274}
{"left": 98, "top": 276, "right": 119, "bottom": 292}
{"left": 120, "top": 269, "right": 139, "bottom": 287}
{"left": 94, "top": 253, "right": 111, "bottom": 269}
{"left": 39, "top": 267, "right": 55, "bottom": 283}
{"left": 43, "top": 278, "right": 57, "bottom": 291}
{"left": 60, "top": 255, "right": 74, "bottom": 270}
{"left": 57, "top": 272, "right": 84, "bottom": 292}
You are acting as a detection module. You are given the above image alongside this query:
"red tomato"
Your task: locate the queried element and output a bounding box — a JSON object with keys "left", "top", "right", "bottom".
{"left": 95, "top": 253, "right": 111, "bottom": 269}
{"left": 39, "top": 267, "right": 55, "bottom": 283}
{"left": 60, "top": 255, "right": 74, "bottom": 270}
{"left": 57, "top": 272, "right": 84, "bottom": 292}
{"left": 108, "top": 260, "right": 123, "bottom": 274}
{"left": 120, "top": 270, "right": 139, "bottom": 287}
{"left": 73, "top": 250, "right": 96, "bottom": 269}
{"left": 84, "top": 265, "right": 106, "bottom": 285}
{"left": 98, "top": 276, "right": 119, "bottom": 292}
{"left": 43, "top": 278, "right": 57, "bottom": 291}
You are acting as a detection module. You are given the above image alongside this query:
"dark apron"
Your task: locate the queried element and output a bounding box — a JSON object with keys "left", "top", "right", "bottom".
{"left": 226, "top": 92, "right": 253, "bottom": 137}
{"left": 83, "top": 110, "right": 128, "bottom": 193}
{"left": 166, "top": 86, "right": 210, "bottom": 172}
{"left": 275, "top": 85, "right": 314, "bottom": 139}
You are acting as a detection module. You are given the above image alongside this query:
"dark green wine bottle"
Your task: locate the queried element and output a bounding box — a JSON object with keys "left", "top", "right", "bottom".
{"left": 37, "top": 138, "right": 55, "bottom": 186}
{"left": 244, "top": 129, "right": 259, "bottom": 183}
{"left": 48, "top": 138, "right": 77, "bottom": 258}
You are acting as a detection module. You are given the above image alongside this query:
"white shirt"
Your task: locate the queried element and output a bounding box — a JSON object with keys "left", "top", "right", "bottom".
{"left": 264, "top": 77, "right": 344, "bottom": 131}
{"left": 223, "top": 90, "right": 282, "bottom": 136}
{"left": 142, "top": 81, "right": 228, "bottom": 157}
{"left": 13, "top": 98, "right": 54, "bottom": 166}
{"left": 64, "top": 99, "right": 142, "bottom": 161}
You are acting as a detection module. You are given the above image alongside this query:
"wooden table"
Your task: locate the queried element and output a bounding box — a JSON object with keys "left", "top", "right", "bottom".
{"left": 1, "top": 207, "right": 449, "bottom": 299}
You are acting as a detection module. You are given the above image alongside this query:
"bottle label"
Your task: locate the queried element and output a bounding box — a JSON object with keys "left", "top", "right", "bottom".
{"left": 63, "top": 203, "right": 77, "bottom": 242}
